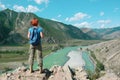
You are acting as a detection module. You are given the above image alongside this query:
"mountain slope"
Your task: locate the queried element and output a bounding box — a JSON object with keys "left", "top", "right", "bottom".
{"left": 93, "top": 26, "right": 120, "bottom": 39}
{"left": 38, "top": 18, "right": 91, "bottom": 42}
{"left": 0, "top": 9, "right": 36, "bottom": 44}
{"left": 81, "top": 26, "right": 120, "bottom": 40}
{"left": 88, "top": 39, "right": 120, "bottom": 77}
{"left": 81, "top": 28, "right": 100, "bottom": 39}
{"left": 0, "top": 9, "right": 91, "bottom": 45}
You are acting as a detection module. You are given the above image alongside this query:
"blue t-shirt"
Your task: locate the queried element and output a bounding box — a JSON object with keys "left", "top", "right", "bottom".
{"left": 28, "top": 26, "right": 43, "bottom": 45}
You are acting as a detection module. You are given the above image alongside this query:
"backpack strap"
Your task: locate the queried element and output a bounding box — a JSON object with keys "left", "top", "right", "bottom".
{"left": 31, "top": 28, "right": 35, "bottom": 40}
{"left": 31, "top": 28, "right": 37, "bottom": 40}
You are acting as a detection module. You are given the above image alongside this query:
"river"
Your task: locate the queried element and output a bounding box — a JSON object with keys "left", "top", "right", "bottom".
{"left": 33, "top": 46, "right": 95, "bottom": 72}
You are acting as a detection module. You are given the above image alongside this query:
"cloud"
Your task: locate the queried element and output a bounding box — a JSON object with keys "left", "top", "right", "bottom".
{"left": 100, "top": 12, "right": 104, "bottom": 16}
{"left": 27, "top": 5, "right": 40, "bottom": 12}
{"left": 51, "top": 18, "right": 62, "bottom": 23}
{"left": 34, "top": 0, "right": 49, "bottom": 5}
{"left": 97, "top": 19, "right": 111, "bottom": 28}
{"left": 51, "top": 14, "right": 62, "bottom": 22}
{"left": 13, "top": 5, "right": 26, "bottom": 12}
{"left": 97, "top": 20, "right": 111, "bottom": 24}
{"left": 100, "top": 24, "right": 105, "bottom": 28}
{"left": 74, "top": 22, "right": 91, "bottom": 28}
{"left": 0, "top": 3, "right": 6, "bottom": 10}
{"left": 13, "top": 5, "right": 40, "bottom": 12}
{"left": 114, "top": 8, "right": 119, "bottom": 12}
{"left": 57, "top": 14, "right": 61, "bottom": 18}
{"left": 65, "top": 12, "right": 90, "bottom": 22}
{"left": 51, "top": 18, "right": 59, "bottom": 21}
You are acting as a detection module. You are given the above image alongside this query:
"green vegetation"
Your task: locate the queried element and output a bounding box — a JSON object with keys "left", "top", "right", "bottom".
{"left": 0, "top": 50, "right": 25, "bottom": 54}
{"left": 86, "top": 49, "right": 105, "bottom": 80}
{"left": 0, "top": 53, "right": 27, "bottom": 62}
{"left": 90, "top": 53, "right": 105, "bottom": 71}
{"left": 96, "top": 61, "right": 105, "bottom": 71}
{"left": 2, "top": 67, "right": 13, "bottom": 73}
{"left": 63, "top": 39, "right": 103, "bottom": 47}
{"left": 0, "top": 43, "right": 64, "bottom": 63}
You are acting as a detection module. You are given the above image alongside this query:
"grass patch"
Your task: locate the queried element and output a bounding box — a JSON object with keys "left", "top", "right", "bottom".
{"left": 65, "top": 39, "right": 104, "bottom": 46}
{"left": 0, "top": 54, "right": 28, "bottom": 62}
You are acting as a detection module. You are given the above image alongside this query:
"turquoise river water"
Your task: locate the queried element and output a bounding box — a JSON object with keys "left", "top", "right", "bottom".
{"left": 33, "top": 46, "right": 95, "bottom": 72}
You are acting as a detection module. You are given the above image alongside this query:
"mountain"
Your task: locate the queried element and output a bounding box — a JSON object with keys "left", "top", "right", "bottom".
{"left": 0, "top": 9, "right": 91, "bottom": 45}
{"left": 81, "top": 26, "right": 120, "bottom": 40}
{"left": 1, "top": 9, "right": 120, "bottom": 45}
{"left": 80, "top": 28, "right": 100, "bottom": 39}
{"left": 0, "top": 9, "right": 35, "bottom": 44}
{"left": 94, "top": 26, "right": 120, "bottom": 39}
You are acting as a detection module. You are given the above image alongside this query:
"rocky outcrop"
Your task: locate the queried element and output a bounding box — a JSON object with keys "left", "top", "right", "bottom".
{"left": 0, "top": 65, "right": 89, "bottom": 80}
{"left": 97, "top": 72, "right": 120, "bottom": 80}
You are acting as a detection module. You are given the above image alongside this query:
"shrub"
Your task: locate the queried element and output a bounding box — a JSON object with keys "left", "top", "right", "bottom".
{"left": 96, "top": 61, "right": 105, "bottom": 71}
{"left": 4, "top": 67, "right": 13, "bottom": 72}
{"left": 0, "top": 54, "right": 2, "bottom": 58}
{"left": 88, "top": 49, "right": 105, "bottom": 80}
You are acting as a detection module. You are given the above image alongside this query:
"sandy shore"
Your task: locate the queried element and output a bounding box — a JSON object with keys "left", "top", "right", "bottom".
{"left": 64, "top": 50, "right": 85, "bottom": 68}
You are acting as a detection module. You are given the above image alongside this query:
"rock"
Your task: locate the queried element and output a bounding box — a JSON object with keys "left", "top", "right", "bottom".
{"left": 97, "top": 72, "right": 120, "bottom": 80}
{"left": 48, "top": 65, "right": 89, "bottom": 80}
{"left": 88, "top": 39, "right": 120, "bottom": 77}
{"left": 19, "top": 66, "right": 27, "bottom": 72}
{"left": 0, "top": 65, "right": 89, "bottom": 80}
{"left": 49, "top": 65, "right": 59, "bottom": 75}
{"left": 74, "top": 66, "right": 89, "bottom": 80}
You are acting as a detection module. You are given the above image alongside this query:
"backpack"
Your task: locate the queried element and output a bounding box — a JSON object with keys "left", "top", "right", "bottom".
{"left": 30, "top": 28, "right": 40, "bottom": 46}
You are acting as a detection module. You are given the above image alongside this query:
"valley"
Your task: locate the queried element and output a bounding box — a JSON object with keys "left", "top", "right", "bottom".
{"left": 0, "top": 9, "right": 120, "bottom": 80}
{"left": 0, "top": 39, "right": 102, "bottom": 73}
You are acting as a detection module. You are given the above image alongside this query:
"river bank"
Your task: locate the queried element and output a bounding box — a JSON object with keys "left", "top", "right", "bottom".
{"left": 64, "top": 50, "right": 85, "bottom": 68}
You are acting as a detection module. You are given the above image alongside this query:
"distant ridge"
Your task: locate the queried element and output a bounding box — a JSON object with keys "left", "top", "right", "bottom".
{"left": 81, "top": 26, "right": 120, "bottom": 39}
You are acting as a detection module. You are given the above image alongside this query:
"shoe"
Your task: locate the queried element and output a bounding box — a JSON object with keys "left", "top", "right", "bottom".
{"left": 29, "top": 66, "right": 33, "bottom": 73}
{"left": 30, "top": 70, "right": 34, "bottom": 73}
{"left": 39, "top": 68, "right": 43, "bottom": 74}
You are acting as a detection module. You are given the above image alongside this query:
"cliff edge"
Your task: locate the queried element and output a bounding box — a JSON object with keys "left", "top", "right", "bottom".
{"left": 0, "top": 65, "right": 88, "bottom": 80}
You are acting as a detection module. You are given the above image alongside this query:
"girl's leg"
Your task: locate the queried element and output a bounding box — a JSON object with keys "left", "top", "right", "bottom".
{"left": 28, "top": 45, "right": 35, "bottom": 73}
{"left": 36, "top": 44, "right": 43, "bottom": 73}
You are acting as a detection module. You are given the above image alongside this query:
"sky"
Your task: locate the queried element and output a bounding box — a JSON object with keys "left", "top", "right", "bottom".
{"left": 0, "top": 0, "right": 120, "bottom": 28}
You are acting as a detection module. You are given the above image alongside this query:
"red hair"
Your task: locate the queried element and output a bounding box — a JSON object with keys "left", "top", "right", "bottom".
{"left": 31, "top": 18, "right": 38, "bottom": 26}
